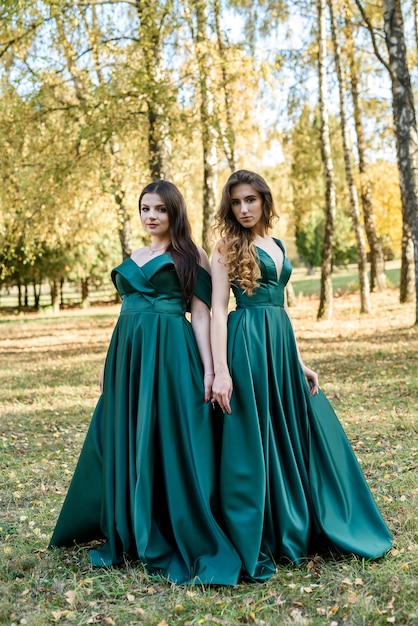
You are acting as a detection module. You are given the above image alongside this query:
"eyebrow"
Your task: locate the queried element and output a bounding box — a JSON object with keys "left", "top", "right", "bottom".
{"left": 140, "top": 203, "right": 166, "bottom": 208}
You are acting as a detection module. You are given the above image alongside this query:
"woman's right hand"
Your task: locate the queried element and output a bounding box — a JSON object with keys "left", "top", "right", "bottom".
{"left": 99, "top": 366, "right": 105, "bottom": 393}
{"left": 212, "top": 372, "right": 233, "bottom": 414}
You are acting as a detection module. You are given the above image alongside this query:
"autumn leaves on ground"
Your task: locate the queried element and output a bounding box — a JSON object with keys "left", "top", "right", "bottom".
{"left": 0, "top": 288, "right": 417, "bottom": 626}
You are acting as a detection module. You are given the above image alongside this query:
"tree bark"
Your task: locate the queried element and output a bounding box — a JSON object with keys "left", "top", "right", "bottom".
{"left": 213, "top": 0, "right": 236, "bottom": 172}
{"left": 81, "top": 277, "right": 90, "bottom": 308}
{"left": 50, "top": 280, "right": 60, "bottom": 314}
{"left": 329, "top": 0, "right": 370, "bottom": 313}
{"left": 413, "top": 0, "right": 418, "bottom": 59}
{"left": 383, "top": 0, "right": 418, "bottom": 323}
{"left": 185, "top": 0, "right": 218, "bottom": 254}
{"left": 400, "top": 220, "right": 415, "bottom": 302}
{"left": 317, "top": 0, "right": 336, "bottom": 321}
{"left": 135, "top": 0, "right": 172, "bottom": 181}
{"left": 344, "top": 4, "right": 386, "bottom": 292}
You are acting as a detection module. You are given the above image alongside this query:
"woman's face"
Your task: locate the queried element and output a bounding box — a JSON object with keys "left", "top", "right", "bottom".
{"left": 140, "top": 192, "right": 170, "bottom": 238}
{"left": 230, "top": 184, "right": 264, "bottom": 232}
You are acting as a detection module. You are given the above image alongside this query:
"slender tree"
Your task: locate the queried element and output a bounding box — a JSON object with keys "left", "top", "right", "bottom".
{"left": 328, "top": 0, "right": 370, "bottom": 313}
{"left": 354, "top": 0, "right": 418, "bottom": 321}
{"left": 135, "top": 0, "right": 173, "bottom": 181}
{"left": 343, "top": 2, "right": 386, "bottom": 291}
{"left": 317, "top": 0, "right": 337, "bottom": 320}
{"left": 213, "top": 0, "right": 237, "bottom": 172}
{"left": 184, "top": 0, "right": 218, "bottom": 254}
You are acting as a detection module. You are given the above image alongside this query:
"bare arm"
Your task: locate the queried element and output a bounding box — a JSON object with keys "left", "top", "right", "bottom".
{"left": 210, "top": 242, "right": 233, "bottom": 413}
{"left": 190, "top": 247, "right": 215, "bottom": 403}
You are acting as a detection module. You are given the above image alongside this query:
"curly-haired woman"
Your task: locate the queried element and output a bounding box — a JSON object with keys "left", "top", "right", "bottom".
{"left": 211, "top": 169, "right": 392, "bottom": 582}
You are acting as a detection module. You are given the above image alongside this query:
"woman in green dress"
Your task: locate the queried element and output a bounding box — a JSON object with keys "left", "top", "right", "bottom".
{"left": 49, "top": 180, "right": 241, "bottom": 584}
{"left": 211, "top": 169, "right": 392, "bottom": 582}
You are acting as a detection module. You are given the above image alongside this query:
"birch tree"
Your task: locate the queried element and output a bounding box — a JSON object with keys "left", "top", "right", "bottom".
{"left": 355, "top": 0, "right": 418, "bottom": 323}
{"left": 184, "top": 0, "right": 218, "bottom": 254}
{"left": 343, "top": 2, "right": 386, "bottom": 291}
{"left": 328, "top": 0, "right": 370, "bottom": 313}
{"left": 317, "top": 0, "right": 337, "bottom": 320}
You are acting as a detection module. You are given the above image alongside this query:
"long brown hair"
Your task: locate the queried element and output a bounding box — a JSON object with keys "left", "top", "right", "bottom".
{"left": 139, "top": 180, "right": 200, "bottom": 302}
{"left": 215, "top": 170, "right": 278, "bottom": 294}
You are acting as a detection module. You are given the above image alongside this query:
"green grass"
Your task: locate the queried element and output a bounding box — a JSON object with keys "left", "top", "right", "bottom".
{"left": 0, "top": 289, "right": 417, "bottom": 625}
{"left": 290, "top": 263, "right": 400, "bottom": 297}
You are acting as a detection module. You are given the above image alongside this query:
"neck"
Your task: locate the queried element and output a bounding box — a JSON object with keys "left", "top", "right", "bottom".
{"left": 149, "top": 238, "right": 171, "bottom": 253}
{"left": 253, "top": 227, "right": 267, "bottom": 239}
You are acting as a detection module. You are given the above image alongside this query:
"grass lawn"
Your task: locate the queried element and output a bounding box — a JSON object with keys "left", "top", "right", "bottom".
{"left": 0, "top": 287, "right": 417, "bottom": 625}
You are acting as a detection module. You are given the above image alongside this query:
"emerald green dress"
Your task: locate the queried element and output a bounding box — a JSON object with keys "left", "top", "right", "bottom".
{"left": 49, "top": 255, "right": 242, "bottom": 584}
{"left": 219, "top": 239, "right": 392, "bottom": 581}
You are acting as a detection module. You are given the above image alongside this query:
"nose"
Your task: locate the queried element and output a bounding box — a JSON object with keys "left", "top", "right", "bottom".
{"left": 239, "top": 202, "right": 248, "bottom": 214}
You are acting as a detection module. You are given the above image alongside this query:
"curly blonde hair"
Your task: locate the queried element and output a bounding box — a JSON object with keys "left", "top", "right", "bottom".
{"left": 215, "top": 170, "right": 278, "bottom": 294}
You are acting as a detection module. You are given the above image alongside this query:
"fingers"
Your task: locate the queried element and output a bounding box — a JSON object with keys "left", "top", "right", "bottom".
{"left": 212, "top": 389, "right": 232, "bottom": 414}
{"left": 306, "top": 375, "right": 319, "bottom": 396}
{"left": 215, "top": 396, "right": 231, "bottom": 414}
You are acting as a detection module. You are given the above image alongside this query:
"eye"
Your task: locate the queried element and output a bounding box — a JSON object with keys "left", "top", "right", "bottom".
{"left": 157, "top": 206, "right": 167, "bottom": 213}
{"left": 141, "top": 206, "right": 149, "bottom": 212}
{"left": 231, "top": 199, "right": 239, "bottom": 206}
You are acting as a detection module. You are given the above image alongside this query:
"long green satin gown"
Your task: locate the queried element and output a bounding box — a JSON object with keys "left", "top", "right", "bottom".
{"left": 49, "top": 255, "right": 242, "bottom": 584}
{"left": 219, "top": 239, "right": 392, "bottom": 581}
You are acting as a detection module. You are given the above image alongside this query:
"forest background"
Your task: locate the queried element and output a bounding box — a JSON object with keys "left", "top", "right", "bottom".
{"left": 1, "top": 0, "right": 417, "bottom": 321}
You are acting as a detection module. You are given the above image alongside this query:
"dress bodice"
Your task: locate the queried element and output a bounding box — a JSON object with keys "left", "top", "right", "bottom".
{"left": 232, "top": 239, "right": 292, "bottom": 309}
{"left": 111, "top": 255, "right": 211, "bottom": 315}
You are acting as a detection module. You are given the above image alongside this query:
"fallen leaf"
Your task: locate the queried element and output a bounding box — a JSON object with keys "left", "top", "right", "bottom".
{"left": 65, "top": 590, "right": 76, "bottom": 606}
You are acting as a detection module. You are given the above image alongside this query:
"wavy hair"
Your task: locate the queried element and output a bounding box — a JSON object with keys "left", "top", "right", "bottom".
{"left": 215, "top": 170, "right": 278, "bottom": 294}
{"left": 139, "top": 180, "right": 200, "bottom": 302}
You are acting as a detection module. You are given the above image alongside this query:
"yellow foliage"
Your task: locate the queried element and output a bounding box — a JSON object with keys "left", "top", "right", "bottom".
{"left": 368, "top": 161, "right": 402, "bottom": 256}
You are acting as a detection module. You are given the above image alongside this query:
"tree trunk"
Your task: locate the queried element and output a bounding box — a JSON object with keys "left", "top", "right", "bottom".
{"left": 186, "top": 0, "right": 218, "bottom": 254}
{"left": 344, "top": 4, "right": 386, "bottom": 291}
{"left": 317, "top": 0, "right": 336, "bottom": 321}
{"left": 81, "top": 277, "right": 90, "bottom": 308}
{"left": 213, "top": 0, "right": 236, "bottom": 172}
{"left": 413, "top": 0, "right": 418, "bottom": 58}
{"left": 383, "top": 0, "right": 418, "bottom": 324}
{"left": 329, "top": 0, "right": 370, "bottom": 313}
{"left": 32, "top": 280, "right": 41, "bottom": 310}
{"left": 400, "top": 221, "right": 415, "bottom": 302}
{"left": 50, "top": 280, "right": 60, "bottom": 314}
{"left": 114, "top": 183, "right": 133, "bottom": 260}
{"left": 135, "top": 0, "right": 172, "bottom": 181}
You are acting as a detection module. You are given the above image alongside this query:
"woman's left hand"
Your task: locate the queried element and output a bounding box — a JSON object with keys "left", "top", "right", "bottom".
{"left": 302, "top": 365, "right": 319, "bottom": 396}
{"left": 203, "top": 372, "right": 215, "bottom": 404}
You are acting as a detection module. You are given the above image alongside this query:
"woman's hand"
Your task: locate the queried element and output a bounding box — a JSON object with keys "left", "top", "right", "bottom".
{"left": 99, "top": 366, "right": 105, "bottom": 393}
{"left": 203, "top": 372, "right": 215, "bottom": 404}
{"left": 212, "top": 372, "right": 233, "bottom": 414}
{"left": 302, "top": 364, "right": 319, "bottom": 396}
